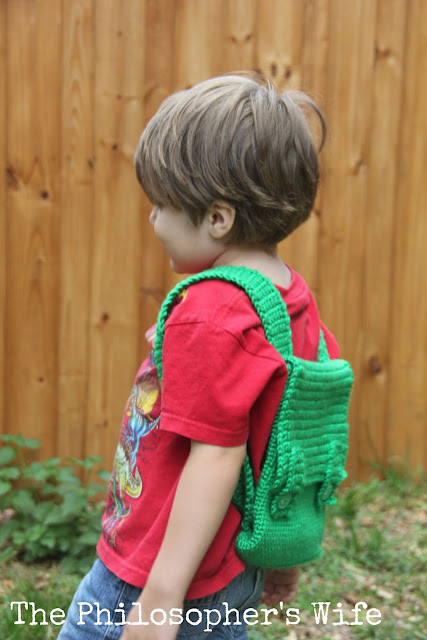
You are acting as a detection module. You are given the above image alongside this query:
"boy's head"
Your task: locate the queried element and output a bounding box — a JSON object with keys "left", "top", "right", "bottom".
{"left": 134, "top": 73, "right": 326, "bottom": 246}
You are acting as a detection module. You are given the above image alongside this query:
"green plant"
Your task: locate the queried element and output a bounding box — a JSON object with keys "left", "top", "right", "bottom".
{"left": 0, "top": 459, "right": 425, "bottom": 640}
{"left": 0, "top": 434, "right": 110, "bottom": 574}
{"left": 368, "top": 455, "right": 425, "bottom": 498}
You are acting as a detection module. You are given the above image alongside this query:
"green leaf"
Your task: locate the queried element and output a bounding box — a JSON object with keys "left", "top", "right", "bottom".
{"left": 28, "top": 524, "right": 47, "bottom": 542}
{"left": 39, "top": 482, "right": 60, "bottom": 498}
{"left": 22, "top": 462, "right": 49, "bottom": 483}
{"left": 67, "top": 455, "right": 103, "bottom": 470}
{"left": 0, "top": 467, "right": 20, "bottom": 480}
{"left": 96, "top": 469, "right": 111, "bottom": 483}
{"left": 59, "top": 537, "right": 72, "bottom": 553}
{"left": 32, "top": 502, "right": 55, "bottom": 522}
{"left": 10, "top": 491, "right": 35, "bottom": 513}
{"left": 0, "top": 517, "right": 20, "bottom": 544}
{"left": 62, "top": 492, "right": 87, "bottom": 517}
{"left": 0, "top": 434, "right": 41, "bottom": 449}
{"left": 76, "top": 530, "right": 100, "bottom": 546}
{"left": 0, "top": 446, "right": 17, "bottom": 466}
{"left": 0, "top": 546, "right": 16, "bottom": 562}
{"left": 12, "top": 530, "right": 27, "bottom": 545}
{"left": 44, "top": 507, "right": 67, "bottom": 525}
{"left": 86, "top": 482, "right": 109, "bottom": 496}
{"left": 40, "top": 535, "right": 57, "bottom": 550}
{"left": 0, "top": 480, "right": 12, "bottom": 495}
{"left": 96, "top": 469, "right": 111, "bottom": 482}
{"left": 55, "top": 480, "right": 81, "bottom": 497}
{"left": 55, "top": 467, "right": 80, "bottom": 483}
{"left": 43, "top": 457, "right": 62, "bottom": 468}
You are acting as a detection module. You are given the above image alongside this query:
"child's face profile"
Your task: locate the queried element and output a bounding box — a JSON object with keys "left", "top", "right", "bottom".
{"left": 149, "top": 205, "right": 224, "bottom": 274}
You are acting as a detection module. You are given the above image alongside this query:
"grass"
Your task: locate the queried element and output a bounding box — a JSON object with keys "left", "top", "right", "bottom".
{"left": 0, "top": 564, "right": 81, "bottom": 638}
{"left": 0, "top": 463, "right": 425, "bottom": 640}
{"left": 249, "top": 463, "right": 426, "bottom": 640}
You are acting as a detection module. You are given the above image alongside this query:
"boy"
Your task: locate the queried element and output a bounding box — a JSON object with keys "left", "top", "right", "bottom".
{"left": 59, "top": 73, "right": 338, "bottom": 640}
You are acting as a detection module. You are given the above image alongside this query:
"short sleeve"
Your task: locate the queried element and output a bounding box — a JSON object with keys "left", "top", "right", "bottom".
{"left": 160, "top": 319, "right": 284, "bottom": 447}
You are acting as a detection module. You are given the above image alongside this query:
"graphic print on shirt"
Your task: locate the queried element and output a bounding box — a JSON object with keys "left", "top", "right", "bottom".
{"left": 103, "top": 327, "right": 161, "bottom": 548}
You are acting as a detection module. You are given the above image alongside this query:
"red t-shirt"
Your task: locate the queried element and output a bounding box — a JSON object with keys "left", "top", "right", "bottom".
{"left": 97, "top": 267, "right": 339, "bottom": 598}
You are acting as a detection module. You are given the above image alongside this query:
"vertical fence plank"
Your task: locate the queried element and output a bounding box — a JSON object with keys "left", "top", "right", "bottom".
{"left": 319, "top": 0, "right": 377, "bottom": 479}
{"left": 388, "top": 0, "right": 427, "bottom": 472}
{"left": 255, "top": 0, "right": 305, "bottom": 90}
{"left": 164, "top": 0, "right": 226, "bottom": 291}
{"left": 357, "top": 0, "right": 407, "bottom": 478}
{"left": 173, "top": 0, "right": 225, "bottom": 89}
{"left": 5, "top": 0, "right": 62, "bottom": 456}
{"left": 136, "top": 0, "right": 176, "bottom": 351}
{"left": 0, "top": 2, "right": 5, "bottom": 435}
{"left": 255, "top": 0, "right": 319, "bottom": 289}
{"left": 58, "top": 0, "right": 94, "bottom": 459}
{"left": 301, "top": 0, "right": 330, "bottom": 113}
{"left": 86, "top": 0, "right": 146, "bottom": 468}
{"left": 280, "top": 0, "right": 330, "bottom": 295}
{"left": 222, "top": 0, "right": 257, "bottom": 72}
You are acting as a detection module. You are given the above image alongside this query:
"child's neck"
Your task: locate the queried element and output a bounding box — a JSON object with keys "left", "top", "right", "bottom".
{"left": 211, "top": 244, "right": 291, "bottom": 289}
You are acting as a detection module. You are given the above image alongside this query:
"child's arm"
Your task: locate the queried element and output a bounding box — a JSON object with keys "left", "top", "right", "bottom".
{"left": 122, "top": 438, "right": 246, "bottom": 640}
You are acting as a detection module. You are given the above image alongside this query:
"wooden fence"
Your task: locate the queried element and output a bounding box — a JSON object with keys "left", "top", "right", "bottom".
{"left": 1, "top": 0, "right": 426, "bottom": 481}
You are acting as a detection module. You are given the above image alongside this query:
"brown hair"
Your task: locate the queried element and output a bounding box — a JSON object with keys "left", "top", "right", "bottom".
{"left": 134, "top": 73, "right": 326, "bottom": 245}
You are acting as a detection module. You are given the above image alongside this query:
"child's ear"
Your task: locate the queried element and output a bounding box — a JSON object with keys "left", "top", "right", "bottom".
{"left": 207, "top": 201, "right": 236, "bottom": 240}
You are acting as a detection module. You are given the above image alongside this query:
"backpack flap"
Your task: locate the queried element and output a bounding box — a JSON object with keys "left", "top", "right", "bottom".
{"left": 283, "top": 356, "right": 352, "bottom": 490}
{"left": 235, "top": 354, "right": 353, "bottom": 568}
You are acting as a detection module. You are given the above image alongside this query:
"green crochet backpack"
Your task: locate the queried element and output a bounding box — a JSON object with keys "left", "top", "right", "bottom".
{"left": 154, "top": 265, "right": 353, "bottom": 569}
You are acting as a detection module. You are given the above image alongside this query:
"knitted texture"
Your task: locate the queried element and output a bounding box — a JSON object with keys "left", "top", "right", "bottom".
{"left": 154, "top": 266, "right": 353, "bottom": 569}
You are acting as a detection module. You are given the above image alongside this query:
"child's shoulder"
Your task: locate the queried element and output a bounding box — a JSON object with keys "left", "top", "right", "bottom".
{"left": 166, "top": 278, "right": 260, "bottom": 334}
{"left": 161, "top": 278, "right": 287, "bottom": 377}
{"left": 165, "top": 267, "right": 312, "bottom": 334}
{"left": 160, "top": 268, "right": 339, "bottom": 362}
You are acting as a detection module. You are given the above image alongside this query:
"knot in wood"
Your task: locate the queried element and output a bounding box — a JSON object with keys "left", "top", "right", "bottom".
{"left": 368, "top": 355, "right": 382, "bottom": 375}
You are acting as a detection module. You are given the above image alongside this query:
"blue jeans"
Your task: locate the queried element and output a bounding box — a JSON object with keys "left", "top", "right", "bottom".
{"left": 58, "top": 558, "right": 266, "bottom": 639}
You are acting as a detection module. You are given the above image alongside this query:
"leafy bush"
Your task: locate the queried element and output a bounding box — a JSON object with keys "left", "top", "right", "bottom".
{"left": 0, "top": 434, "right": 110, "bottom": 574}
